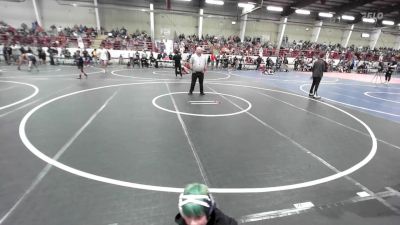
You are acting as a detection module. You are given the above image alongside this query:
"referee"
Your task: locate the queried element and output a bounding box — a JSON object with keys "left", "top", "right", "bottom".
{"left": 188, "top": 47, "right": 207, "bottom": 95}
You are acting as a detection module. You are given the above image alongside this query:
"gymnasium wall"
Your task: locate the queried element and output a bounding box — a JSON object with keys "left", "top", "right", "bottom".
{"left": 246, "top": 20, "right": 279, "bottom": 43}
{"left": 376, "top": 32, "right": 397, "bottom": 48}
{"left": 347, "top": 31, "right": 371, "bottom": 47}
{"left": 285, "top": 24, "right": 313, "bottom": 43}
{"left": 319, "top": 27, "right": 344, "bottom": 44}
{"left": 154, "top": 13, "right": 197, "bottom": 39}
{"left": 0, "top": 0, "right": 36, "bottom": 28}
{"left": 39, "top": 0, "right": 96, "bottom": 28}
{"left": 100, "top": 8, "right": 149, "bottom": 34}
{"left": 202, "top": 17, "right": 239, "bottom": 37}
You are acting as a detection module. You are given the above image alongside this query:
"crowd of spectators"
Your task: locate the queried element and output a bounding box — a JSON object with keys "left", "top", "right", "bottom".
{"left": 101, "top": 29, "right": 152, "bottom": 50}
{"left": 175, "top": 33, "right": 267, "bottom": 56}
{"left": 0, "top": 21, "right": 96, "bottom": 48}
{"left": 173, "top": 33, "right": 399, "bottom": 62}
{"left": 1, "top": 21, "right": 399, "bottom": 63}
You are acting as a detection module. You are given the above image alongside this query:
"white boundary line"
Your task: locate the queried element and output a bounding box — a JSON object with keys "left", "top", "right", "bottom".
{"left": 257, "top": 92, "right": 400, "bottom": 151}
{"left": 0, "top": 90, "right": 119, "bottom": 225}
{"left": 240, "top": 188, "right": 400, "bottom": 223}
{"left": 0, "top": 85, "right": 74, "bottom": 119}
{"left": 206, "top": 85, "right": 398, "bottom": 213}
{"left": 385, "top": 187, "right": 400, "bottom": 197}
{"left": 0, "top": 81, "right": 39, "bottom": 111}
{"left": 18, "top": 82, "right": 377, "bottom": 193}
{"left": 299, "top": 84, "right": 400, "bottom": 117}
{"left": 165, "top": 83, "right": 210, "bottom": 186}
{"left": 364, "top": 92, "right": 400, "bottom": 104}
{"left": 152, "top": 92, "right": 251, "bottom": 117}
{"left": 239, "top": 90, "right": 398, "bottom": 214}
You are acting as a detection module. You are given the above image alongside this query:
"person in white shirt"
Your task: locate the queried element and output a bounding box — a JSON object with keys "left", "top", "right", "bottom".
{"left": 188, "top": 47, "right": 207, "bottom": 95}
{"left": 99, "top": 47, "right": 109, "bottom": 73}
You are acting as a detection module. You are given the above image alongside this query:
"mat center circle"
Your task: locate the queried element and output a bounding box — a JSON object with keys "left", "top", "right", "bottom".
{"left": 152, "top": 92, "right": 252, "bottom": 117}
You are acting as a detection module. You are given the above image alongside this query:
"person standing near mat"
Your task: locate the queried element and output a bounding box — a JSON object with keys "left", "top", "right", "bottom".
{"left": 99, "top": 46, "right": 109, "bottom": 73}
{"left": 173, "top": 50, "right": 182, "bottom": 78}
{"left": 75, "top": 50, "right": 87, "bottom": 79}
{"left": 188, "top": 47, "right": 207, "bottom": 95}
{"left": 309, "top": 54, "right": 326, "bottom": 99}
{"left": 385, "top": 57, "right": 397, "bottom": 85}
{"left": 175, "top": 183, "right": 238, "bottom": 225}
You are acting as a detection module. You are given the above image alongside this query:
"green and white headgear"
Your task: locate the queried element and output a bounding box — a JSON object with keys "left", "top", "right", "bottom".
{"left": 178, "top": 183, "right": 216, "bottom": 218}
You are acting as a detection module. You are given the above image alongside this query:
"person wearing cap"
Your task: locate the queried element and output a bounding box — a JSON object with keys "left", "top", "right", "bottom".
{"left": 309, "top": 53, "right": 326, "bottom": 99}
{"left": 175, "top": 183, "right": 238, "bottom": 225}
{"left": 188, "top": 47, "right": 207, "bottom": 95}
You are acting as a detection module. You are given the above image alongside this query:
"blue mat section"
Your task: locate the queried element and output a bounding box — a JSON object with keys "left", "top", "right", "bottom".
{"left": 227, "top": 70, "right": 400, "bottom": 123}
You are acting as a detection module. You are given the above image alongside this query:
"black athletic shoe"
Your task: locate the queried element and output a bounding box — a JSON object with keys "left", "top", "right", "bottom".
{"left": 188, "top": 92, "right": 193, "bottom": 95}
{"left": 200, "top": 93, "right": 205, "bottom": 96}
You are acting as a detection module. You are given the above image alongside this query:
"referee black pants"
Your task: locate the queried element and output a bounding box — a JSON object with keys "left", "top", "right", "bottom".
{"left": 175, "top": 63, "right": 182, "bottom": 77}
{"left": 189, "top": 72, "right": 204, "bottom": 94}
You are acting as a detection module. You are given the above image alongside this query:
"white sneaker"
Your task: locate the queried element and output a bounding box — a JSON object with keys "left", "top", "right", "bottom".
{"left": 309, "top": 93, "right": 314, "bottom": 97}
{"left": 314, "top": 94, "right": 321, "bottom": 99}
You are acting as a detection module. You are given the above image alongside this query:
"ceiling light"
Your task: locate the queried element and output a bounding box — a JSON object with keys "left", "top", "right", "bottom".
{"left": 295, "top": 9, "right": 310, "bottom": 15}
{"left": 266, "top": 6, "right": 283, "bottom": 12}
{"left": 72, "top": 3, "right": 77, "bottom": 7}
{"left": 319, "top": 12, "right": 333, "bottom": 18}
{"left": 205, "top": 0, "right": 224, "bottom": 5}
{"left": 232, "top": 21, "right": 236, "bottom": 24}
{"left": 382, "top": 20, "right": 394, "bottom": 26}
{"left": 362, "top": 18, "right": 376, "bottom": 23}
{"left": 341, "top": 15, "right": 355, "bottom": 21}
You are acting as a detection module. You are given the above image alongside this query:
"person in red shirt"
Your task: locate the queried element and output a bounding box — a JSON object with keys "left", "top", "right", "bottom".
{"left": 210, "top": 53, "right": 216, "bottom": 70}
